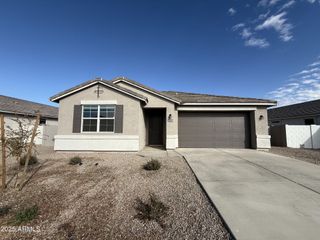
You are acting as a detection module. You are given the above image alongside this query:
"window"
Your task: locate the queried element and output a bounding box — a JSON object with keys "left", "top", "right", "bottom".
{"left": 39, "top": 118, "right": 46, "bottom": 125}
{"left": 304, "top": 118, "right": 315, "bottom": 125}
{"left": 82, "top": 105, "right": 115, "bottom": 132}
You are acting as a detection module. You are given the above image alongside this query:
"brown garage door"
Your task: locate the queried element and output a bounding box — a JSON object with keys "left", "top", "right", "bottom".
{"left": 178, "top": 112, "right": 251, "bottom": 148}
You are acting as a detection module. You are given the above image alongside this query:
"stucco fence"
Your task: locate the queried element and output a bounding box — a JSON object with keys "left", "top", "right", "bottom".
{"left": 35, "top": 124, "right": 58, "bottom": 146}
{"left": 270, "top": 125, "right": 320, "bottom": 149}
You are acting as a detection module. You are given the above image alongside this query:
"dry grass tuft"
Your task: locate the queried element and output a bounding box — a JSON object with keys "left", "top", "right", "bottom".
{"left": 134, "top": 193, "right": 169, "bottom": 228}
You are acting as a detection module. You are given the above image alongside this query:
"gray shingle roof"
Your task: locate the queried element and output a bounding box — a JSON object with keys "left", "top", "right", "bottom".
{"left": 50, "top": 79, "right": 148, "bottom": 103}
{"left": 162, "top": 91, "right": 276, "bottom": 104}
{"left": 50, "top": 77, "right": 276, "bottom": 105}
{"left": 0, "top": 95, "right": 58, "bottom": 119}
{"left": 268, "top": 99, "right": 320, "bottom": 120}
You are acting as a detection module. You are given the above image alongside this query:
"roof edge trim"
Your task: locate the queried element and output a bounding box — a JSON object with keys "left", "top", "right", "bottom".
{"left": 181, "top": 102, "right": 277, "bottom": 106}
{"left": 50, "top": 80, "right": 147, "bottom": 103}
{"left": 113, "top": 78, "right": 181, "bottom": 104}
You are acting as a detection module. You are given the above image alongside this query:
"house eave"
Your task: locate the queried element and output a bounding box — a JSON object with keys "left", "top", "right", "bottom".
{"left": 50, "top": 80, "right": 148, "bottom": 103}
{"left": 112, "top": 79, "right": 181, "bottom": 104}
{"left": 0, "top": 110, "right": 58, "bottom": 119}
{"left": 180, "top": 102, "right": 277, "bottom": 106}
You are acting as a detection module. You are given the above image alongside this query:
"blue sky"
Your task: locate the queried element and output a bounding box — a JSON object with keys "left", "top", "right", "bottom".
{"left": 0, "top": 0, "right": 319, "bottom": 106}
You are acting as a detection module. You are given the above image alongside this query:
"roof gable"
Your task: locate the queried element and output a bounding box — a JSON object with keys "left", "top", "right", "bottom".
{"left": 50, "top": 79, "right": 148, "bottom": 103}
{"left": 111, "top": 77, "right": 181, "bottom": 104}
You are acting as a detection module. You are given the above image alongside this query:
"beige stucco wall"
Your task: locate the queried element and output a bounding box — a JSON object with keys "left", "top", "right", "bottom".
{"left": 57, "top": 85, "right": 142, "bottom": 136}
{"left": 251, "top": 107, "right": 271, "bottom": 149}
{"left": 254, "top": 107, "right": 269, "bottom": 135}
{"left": 116, "top": 82, "right": 178, "bottom": 137}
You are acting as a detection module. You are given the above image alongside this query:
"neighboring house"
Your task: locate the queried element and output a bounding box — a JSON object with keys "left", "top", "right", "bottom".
{"left": 50, "top": 77, "right": 276, "bottom": 151}
{"left": 268, "top": 99, "right": 320, "bottom": 126}
{"left": 0, "top": 95, "right": 58, "bottom": 146}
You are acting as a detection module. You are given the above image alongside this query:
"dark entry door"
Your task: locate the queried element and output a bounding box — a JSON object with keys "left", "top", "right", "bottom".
{"left": 148, "top": 110, "right": 164, "bottom": 145}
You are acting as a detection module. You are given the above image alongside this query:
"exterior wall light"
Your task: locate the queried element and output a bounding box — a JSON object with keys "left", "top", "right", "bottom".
{"left": 259, "top": 115, "right": 264, "bottom": 120}
{"left": 168, "top": 114, "right": 173, "bottom": 122}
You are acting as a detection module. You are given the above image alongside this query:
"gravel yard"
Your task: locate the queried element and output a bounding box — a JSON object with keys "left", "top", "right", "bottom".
{"left": 270, "top": 147, "right": 320, "bottom": 165}
{"left": 0, "top": 147, "right": 230, "bottom": 240}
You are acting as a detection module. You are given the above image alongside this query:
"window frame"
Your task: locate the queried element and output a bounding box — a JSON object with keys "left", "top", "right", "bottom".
{"left": 81, "top": 104, "right": 116, "bottom": 133}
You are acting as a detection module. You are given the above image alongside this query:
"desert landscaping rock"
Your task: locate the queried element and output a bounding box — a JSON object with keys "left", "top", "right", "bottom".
{"left": 270, "top": 147, "right": 320, "bottom": 165}
{"left": 0, "top": 147, "right": 230, "bottom": 240}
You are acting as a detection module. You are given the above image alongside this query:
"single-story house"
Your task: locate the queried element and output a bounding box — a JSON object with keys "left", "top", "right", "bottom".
{"left": 268, "top": 99, "right": 320, "bottom": 126}
{"left": 50, "top": 77, "right": 276, "bottom": 151}
{"left": 0, "top": 95, "right": 58, "bottom": 146}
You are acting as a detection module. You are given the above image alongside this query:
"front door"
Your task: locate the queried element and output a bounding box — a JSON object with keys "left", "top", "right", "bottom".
{"left": 148, "top": 110, "right": 164, "bottom": 146}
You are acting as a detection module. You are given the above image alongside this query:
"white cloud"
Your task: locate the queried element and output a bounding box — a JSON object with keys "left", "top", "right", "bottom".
{"left": 232, "top": 23, "right": 245, "bottom": 31}
{"left": 228, "top": 8, "right": 236, "bottom": 16}
{"left": 232, "top": 23, "right": 270, "bottom": 48}
{"left": 240, "top": 28, "right": 253, "bottom": 38}
{"left": 256, "top": 12, "right": 293, "bottom": 41}
{"left": 278, "top": 0, "right": 296, "bottom": 11}
{"left": 231, "top": 0, "right": 320, "bottom": 48}
{"left": 295, "top": 67, "right": 320, "bottom": 75}
{"left": 268, "top": 58, "right": 320, "bottom": 106}
{"left": 258, "top": 0, "right": 282, "bottom": 7}
{"left": 302, "top": 79, "right": 318, "bottom": 84}
{"left": 258, "top": 11, "right": 270, "bottom": 20}
{"left": 245, "top": 37, "right": 270, "bottom": 48}
{"left": 309, "top": 60, "right": 320, "bottom": 67}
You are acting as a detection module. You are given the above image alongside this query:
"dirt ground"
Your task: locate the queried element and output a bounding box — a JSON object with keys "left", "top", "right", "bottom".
{"left": 270, "top": 147, "right": 320, "bottom": 165}
{"left": 0, "top": 147, "right": 230, "bottom": 240}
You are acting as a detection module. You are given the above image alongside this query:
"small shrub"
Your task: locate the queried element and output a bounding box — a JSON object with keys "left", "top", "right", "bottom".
{"left": 143, "top": 159, "right": 161, "bottom": 171}
{"left": 0, "top": 206, "right": 11, "bottom": 217}
{"left": 20, "top": 155, "right": 38, "bottom": 166}
{"left": 134, "top": 193, "right": 169, "bottom": 228}
{"left": 69, "top": 156, "right": 82, "bottom": 165}
{"left": 14, "top": 205, "right": 38, "bottom": 224}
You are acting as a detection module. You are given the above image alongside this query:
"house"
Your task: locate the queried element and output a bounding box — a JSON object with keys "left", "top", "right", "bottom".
{"left": 0, "top": 95, "right": 58, "bottom": 146}
{"left": 50, "top": 77, "right": 276, "bottom": 151}
{"left": 268, "top": 99, "right": 320, "bottom": 126}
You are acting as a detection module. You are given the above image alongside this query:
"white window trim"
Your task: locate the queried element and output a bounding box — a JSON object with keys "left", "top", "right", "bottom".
{"left": 81, "top": 105, "right": 116, "bottom": 133}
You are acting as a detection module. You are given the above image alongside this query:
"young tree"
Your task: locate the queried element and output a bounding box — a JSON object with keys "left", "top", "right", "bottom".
{"left": 5, "top": 116, "right": 40, "bottom": 166}
{"left": 5, "top": 114, "right": 40, "bottom": 188}
{"left": 1, "top": 114, "right": 6, "bottom": 190}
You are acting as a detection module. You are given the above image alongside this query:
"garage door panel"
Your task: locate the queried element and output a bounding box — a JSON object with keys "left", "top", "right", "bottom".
{"left": 178, "top": 112, "right": 250, "bottom": 148}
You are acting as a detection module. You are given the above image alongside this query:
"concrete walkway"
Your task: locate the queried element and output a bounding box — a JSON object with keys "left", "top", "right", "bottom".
{"left": 177, "top": 148, "right": 320, "bottom": 240}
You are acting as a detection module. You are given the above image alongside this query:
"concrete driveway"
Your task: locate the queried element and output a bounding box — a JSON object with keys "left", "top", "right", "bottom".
{"left": 177, "top": 148, "right": 320, "bottom": 240}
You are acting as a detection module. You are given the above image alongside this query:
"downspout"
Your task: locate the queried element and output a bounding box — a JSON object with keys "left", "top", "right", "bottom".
{"left": 310, "top": 125, "right": 314, "bottom": 149}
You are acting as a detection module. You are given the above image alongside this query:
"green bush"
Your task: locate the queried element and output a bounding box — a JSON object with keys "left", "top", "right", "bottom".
{"left": 143, "top": 159, "right": 161, "bottom": 171}
{"left": 134, "top": 193, "right": 168, "bottom": 228}
{"left": 69, "top": 156, "right": 82, "bottom": 165}
{"left": 20, "top": 155, "right": 38, "bottom": 166}
{"left": 14, "top": 205, "right": 38, "bottom": 224}
{"left": 0, "top": 206, "right": 11, "bottom": 217}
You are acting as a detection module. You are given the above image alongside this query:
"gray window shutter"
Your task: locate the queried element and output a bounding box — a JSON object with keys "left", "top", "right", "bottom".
{"left": 115, "top": 105, "right": 123, "bottom": 133}
{"left": 73, "top": 105, "right": 82, "bottom": 133}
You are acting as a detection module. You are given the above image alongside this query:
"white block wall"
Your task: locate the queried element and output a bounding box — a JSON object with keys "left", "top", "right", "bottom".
{"left": 285, "top": 125, "right": 320, "bottom": 149}
{"left": 311, "top": 125, "right": 320, "bottom": 149}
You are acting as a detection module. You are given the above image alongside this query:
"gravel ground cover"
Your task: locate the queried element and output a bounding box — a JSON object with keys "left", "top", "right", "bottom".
{"left": 270, "top": 147, "right": 320, "bottom": 165}
{"left": 0, "top": 147, "right": 230, "bottom": 240}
